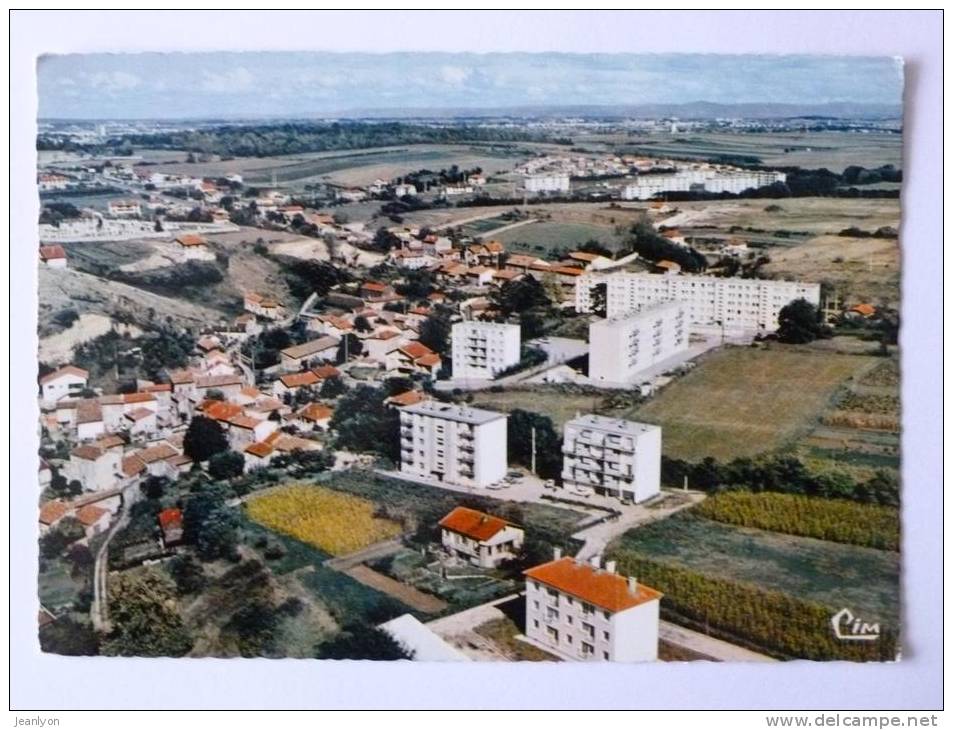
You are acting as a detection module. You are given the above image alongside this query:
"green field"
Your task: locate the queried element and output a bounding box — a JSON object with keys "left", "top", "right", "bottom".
{"left": 631, "top": 345, "right": 878, "bottom": 461}
{"left": 495, "top": 221, "right": 625, "bottom": 257}
{"left": 608, "top": 512, "right": 899, "bottom": 626}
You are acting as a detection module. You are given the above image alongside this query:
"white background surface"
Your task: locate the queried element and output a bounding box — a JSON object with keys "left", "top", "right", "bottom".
{"left": 8, "top": 9, "right": 943, "bottom": 710}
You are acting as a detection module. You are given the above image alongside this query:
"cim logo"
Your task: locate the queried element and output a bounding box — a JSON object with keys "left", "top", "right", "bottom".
{"left": 831, "top": 608, "right": 881, "bottom": 641}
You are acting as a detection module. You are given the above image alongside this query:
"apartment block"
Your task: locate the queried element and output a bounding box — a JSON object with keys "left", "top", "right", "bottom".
{"left": 576, "top": 272, "right": 820, "bottom": 334}
{"left": 523, "top": 173, "right": 570, "bottom": 193}
{"left": 561, "top": 414, "right": 661, "bottom": 503}
{"left": 399, "top": 401, "right": 508, "bottom": 488}
{"left": 588, "top": 302, "right": 689, "bottom": 384}
{"left": 524, "top": 554, "right": 662, "bottom": 662}
{"left": 451, "top": 321, "right": 521, "bottom": 379}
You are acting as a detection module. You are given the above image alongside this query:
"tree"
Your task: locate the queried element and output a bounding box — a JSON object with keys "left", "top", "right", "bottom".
{"left": 777, "top": 298, "right": 824, "bottom": 344}
{"left": 40, "top": 517, "right": 85, "bottom": 559}
{"left": 40, "top": 617, "right": 100, "bottom": 656}
{"left": 320, "top": 375, "right": 347, "bottom": 399}
{"left": 316, "top": 626, "right": 413, "bottom": 660}
{"left": 101, "top": 569, "right": 193, "bottom": 657}
{"left": 140, "top": 475, "right": 167, "bottom": 500}
{"left": 208, "top": 450, "right": 246, "bottom": 480}
{"left": 167, "top": 554, "right": 207, "bottom": 595}
{"left": 183, "top": 487, "right": 240, "bottom": 561}
{"left": 183, "top": 415, "right": 229, "bottom": 462}
{"left": 506, "top": 409, "right": 562, "bottom": 480}
{"left": 418, "top": 311, "right": 452, "bottom": 355}
{"left": 336, "top": 333, "right": 363, "bottom": 364}
{"left": 490, "top": 277, "right": 551, "bottom": 317}
{"left": 589, "top": 282, "right": 607, "bottom": 318}
{"left": 330, "top": 385, "right": 400, "bottom": 461}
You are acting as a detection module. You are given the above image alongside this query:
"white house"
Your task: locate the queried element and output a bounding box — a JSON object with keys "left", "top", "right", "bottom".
{"left": 438, "top": 506, "right": 524, "bottom": 568}
{"left": 524, "top": 554, "right": 662, "bottom": 662}
{"left": 451, "top": 321, "right": 522, "bottom": 380}
{"left": 39, "top": 366, "right": 89, "bottom": 407}
{"left": 576, "top": 272, "right": 821, "bottom": 335}
{"left": 65, "top": 444, "right": 121, "bottom": 492}
{"left": 588, "top": 302, "right": 689, "bottom": 385}
{"left": 561, "top": 414, "right": 661, "bottom": 503}
{"left": 399, "top": 401, "right": 508, "bottom": 489}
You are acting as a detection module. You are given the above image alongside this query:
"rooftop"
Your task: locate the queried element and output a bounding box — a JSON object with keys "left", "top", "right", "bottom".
{"left": 565, "top": 413, "right": 660, "bottom": 438}
{"left": 439, "top": 506, "right": 513, "bottom": 542}
{"left": 401, "top": 400, "right": 506, "bottom": 426}
{"left": 524, "top": 557, "right": 662, "bottom": 614}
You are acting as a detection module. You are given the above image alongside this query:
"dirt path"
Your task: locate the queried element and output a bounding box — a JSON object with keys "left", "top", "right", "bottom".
{"left": 658, "top": 620, "right": 776, "bottom": 663}
{"left": 343, "top": 565, "right": 447, "bottom": 614}
{"left": 324, "top": 537, "right": 404, "bottom": 571}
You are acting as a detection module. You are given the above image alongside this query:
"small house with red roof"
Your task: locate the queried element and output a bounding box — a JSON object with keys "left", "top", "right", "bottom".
{"left": 39, "top": 244, "right": 67, "bottom": 268}
{"left": 158, "top": 507, "right": 184, "bottom": 548}
{"left": 439, "top": 506, "right": 524, "bottom": 568}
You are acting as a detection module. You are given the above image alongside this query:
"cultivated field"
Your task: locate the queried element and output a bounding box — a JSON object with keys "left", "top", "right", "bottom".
{"left": 245, "top": 484, "right": 403, "bottom": 556}
{"left": 608, "top": 130, "right": 902, "bottom": 170}
{"left": 630, "top": 345, "right": 879, "bottom": 461}
{"left": 609, "top": 512, "right": 899, "bottom": 625}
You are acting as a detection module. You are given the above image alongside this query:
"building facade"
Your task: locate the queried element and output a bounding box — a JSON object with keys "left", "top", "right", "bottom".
{"left": 438, "top": 506, "right": 525, "bottom": 568}
{"left": 524, "top": 554, "right": 662, "bottom": 662}
{"left": 561, "top": 414, "right": 661, "bottom": 503}
{"left": 576, "top": 272, "right": 821, "bottom": 334}
{"left": 588, "top": 302, "right": 689, "bottom": 384}
{"left": 451, "top": 321, "right": 522, "bottom": 380}
{"left": 523, "top": 173, "right": 570, "bottom": 194}
{"left": 399, "top": 401, "right": 507, "bottom": 488}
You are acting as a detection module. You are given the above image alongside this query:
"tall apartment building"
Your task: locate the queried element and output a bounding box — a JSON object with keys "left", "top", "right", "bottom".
{"left": 399, "top": 401, "right": 508, "bottom": 488}
{"left": 523, "top": 173, "right": 571, "bottom": 194}
{"left": 561, "top": 414, "right": 661, "bottom": 503}
{"left": 588, "top": 302, "right": 689, "bottom": 384}
{"left": 576, "top": 272, "right": 820, "bottom": 334}
{"left": 524, "top": 553, "right": 662, "bottom": 662}
{"left": 621, "top": 168, "right": 786, "bottom": 200}
{"left": 451, "top": 321, "right": 522, "bottom": 379}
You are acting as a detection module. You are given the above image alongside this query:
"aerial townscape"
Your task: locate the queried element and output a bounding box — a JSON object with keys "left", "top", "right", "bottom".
{"left": 35, "top": 53, "right": 902, "bottom": 664}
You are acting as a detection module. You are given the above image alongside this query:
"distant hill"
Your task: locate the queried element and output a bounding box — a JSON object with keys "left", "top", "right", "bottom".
{"left": 334, "top": 101, "right": 902, "bottom": 121}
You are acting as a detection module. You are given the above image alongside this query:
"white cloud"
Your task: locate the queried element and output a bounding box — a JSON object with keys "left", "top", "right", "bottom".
{"left": 200, "top": 67, "right": 255, "bottom": 94}
{"left": 82, "top": 71, "right": 141, "bottom": 93}
{"left": 439, "top": 65, "right": 471, "bottom": 86}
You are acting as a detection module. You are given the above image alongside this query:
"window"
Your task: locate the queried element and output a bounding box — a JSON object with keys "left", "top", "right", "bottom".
{"left": 603, "top": 651, "right": 610, "bottom": 660}
{"left": 603, "top": 631, "right": 610, "bottom": 641}
{"left": 533, "top": 619, "right": 539, "bottom": 629}
{"left": 534, "top": 601, "right": 539, "bottom": 610}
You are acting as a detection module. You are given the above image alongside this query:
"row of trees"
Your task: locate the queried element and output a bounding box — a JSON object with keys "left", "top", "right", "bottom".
{"left": 661, "top": 453, "right": 899, "bottom": 507}
{"left": 610, "top": 551, "right": 898, "bottom": 662}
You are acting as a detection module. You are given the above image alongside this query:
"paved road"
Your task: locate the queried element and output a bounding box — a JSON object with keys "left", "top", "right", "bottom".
{"left": 659, "top": 621, "right": 776, "bottom": 663}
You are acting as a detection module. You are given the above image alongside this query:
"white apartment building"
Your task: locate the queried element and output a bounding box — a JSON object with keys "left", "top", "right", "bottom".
{"left": 561, "top": 414, "right": 661, "bottom": 503}
{"left": 399, "top": 401, "right": 507, "bottom": 488}
{"left": 588, "top": 302, "right": 689, "bottom": 384}
{"left": 523, "top": 173, "right": 570, "bottom": 194}
{"left": 621, "top": 168, "right": 786, "bottom": 200}
{"left": 576, "top": 272, "right": 821, "bottom": 334}
{"left": 451, "top": 321, "right": 522, "bottom": 380}
{"left": 524, "top": 554, "right": 662, "bottom": 662}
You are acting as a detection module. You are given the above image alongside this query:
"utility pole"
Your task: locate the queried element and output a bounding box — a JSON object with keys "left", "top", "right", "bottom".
{"left": 531, "top": 426, "right": 537, "bottom": 475}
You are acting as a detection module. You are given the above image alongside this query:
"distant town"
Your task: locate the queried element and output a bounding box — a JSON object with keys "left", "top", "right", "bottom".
{"left": 36, "top": 110, "right": 901, "bottom": 663}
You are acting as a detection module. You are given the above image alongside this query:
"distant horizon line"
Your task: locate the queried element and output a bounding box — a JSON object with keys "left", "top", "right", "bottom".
{"left": 38, "top": 100, "right": 904, "bottom": 125}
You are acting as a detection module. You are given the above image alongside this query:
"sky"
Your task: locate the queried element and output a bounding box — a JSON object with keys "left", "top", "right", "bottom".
{"left": 37, "top": 52, "right": 904, "bottom": 120}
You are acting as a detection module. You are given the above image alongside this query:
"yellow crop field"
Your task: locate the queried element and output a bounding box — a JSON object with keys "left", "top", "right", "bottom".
{"left": 245, "top": 484, "right": 401, "bottom": 556}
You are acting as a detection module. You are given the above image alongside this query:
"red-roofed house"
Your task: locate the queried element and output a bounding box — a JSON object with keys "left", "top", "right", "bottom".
{"left": 175, "top": 234, "right": 210, "bottom": 260}
{"left": 75, "top": 504, "right": 112, "bottom": 539}
{"left": 292, "top": 402, "right": 334, "bottom": 432}
{"left": 523, "top": 554, "right": 662, "bottom": 662}
{"left": 439, "top": 506, "right": 524, "bottom": 568}
{"left": 39, "top": 245, "right": 67, "bottom": 268}
{"left": 158, "top": 507, "right": 184, "bottom": 547}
